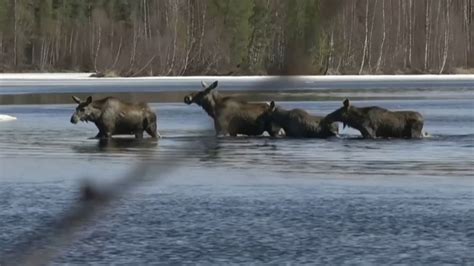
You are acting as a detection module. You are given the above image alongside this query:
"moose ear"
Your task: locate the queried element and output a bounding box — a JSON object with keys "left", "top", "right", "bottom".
{"left": 72, "top": 96, "right": 81, "bottom": 104}
{"left": 270, "top": 101, "right": 276, "bottom": 112}
{"left": 86, "top": 96, "right": 93, "bottom": 104}
{"left": 208, "top": 81, "right": 218, "bottom": 90}
{"left": 203, "top": 80, "right": 218, "bottom": 91}
{"left": 343, "top": 98, "right": 350, "bottom": 108}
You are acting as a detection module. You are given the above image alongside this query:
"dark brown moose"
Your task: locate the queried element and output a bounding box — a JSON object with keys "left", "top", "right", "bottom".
{"left": 258, "top": 101, "right": 339, "bottom": 138}
{"left": 322, "top": 98, "right": 424, "bottom": 139}
{"left": 184, "top": 81, "right": 273, "bottom": 136}
{"left": 70, "top": 96, "right": 159, "bottom": 139}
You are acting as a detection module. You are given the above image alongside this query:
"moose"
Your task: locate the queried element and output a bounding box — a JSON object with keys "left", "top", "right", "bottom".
{"left": 184, "top": 81, "right": 276, "bottom": 136}
{"left": 70, "top": 96, "right": 159, "bottom": 139}
{"left": 258, "top": 101, "right": 339, "bottom": 138}
{"left": 322, "top": 98, "right": 424, "bottom": 139}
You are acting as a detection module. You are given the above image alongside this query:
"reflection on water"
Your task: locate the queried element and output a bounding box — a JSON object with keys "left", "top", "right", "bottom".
{"left": 0, "top": 99, "right": 473, "bottom": 264}
{"left": 188, "top": 134, "right": 474, "bottom": 178}
{"left": 72, "top": 138, "right": 159, "bottom": 154}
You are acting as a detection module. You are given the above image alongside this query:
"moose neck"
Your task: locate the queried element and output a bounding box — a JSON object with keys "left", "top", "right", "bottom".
{"left": 86, "top": 103, "right": 104, "bottom": 122}
{"left": 344, "top": 108, "right": 368, "bottom": 133}
{"left": 200, "top": 92, "right": 221, "bottom": 119}
{"left": 271, "top": 108, "right": 290, "bottom": 129}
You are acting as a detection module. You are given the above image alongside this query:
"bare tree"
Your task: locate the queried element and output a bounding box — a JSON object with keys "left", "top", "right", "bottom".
{"left": 375, "top": 0, "right": 386, "bottom": 72}
{"left": 367, "top": 0, "right": 378, "bottom": 71}
{"left": 359, "top": 0, "right": 370, "bottom": 74}
{"left": 0, "top": 0, "right": 471, "bottom": 75}
{"left": 440, "top": 0, "right": 451, "bottom": 73}
{"left": 466, "top": 0, "right": 473, "bottom": 67}
{"left": 424, "top": 0, "right": 431, "bottom": 71}
{"left": 13, "top": 0, "right": 17, "bottom": 67}
{"left": 408, "top": 0, "right": 413, "bottom": 68}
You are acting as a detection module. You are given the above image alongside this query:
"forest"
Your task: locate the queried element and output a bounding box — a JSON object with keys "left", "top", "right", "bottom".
{"left": 0, "top": 0, "right": 472, "bottom": 76}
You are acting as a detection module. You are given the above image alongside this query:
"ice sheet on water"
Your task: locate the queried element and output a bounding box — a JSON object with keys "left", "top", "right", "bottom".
{"left": 0, "top": 114, "right": 17, "bottom": 121}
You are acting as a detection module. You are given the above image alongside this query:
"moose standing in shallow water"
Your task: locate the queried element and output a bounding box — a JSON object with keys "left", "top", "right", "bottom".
{"left": 184, "top": 81, "right": 275, "bottom": 136}
{"left": 70, "top": 96, "right": 159, "bottom": 139}
{"left": 322, "top": 98, "right": 424, "bottom": 139}
{"left": 258, "top": 101, "right": 338, "bottom": 138}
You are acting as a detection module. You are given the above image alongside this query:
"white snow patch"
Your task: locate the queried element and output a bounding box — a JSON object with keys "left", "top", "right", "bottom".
{"left": 0, "top": 73, "right": 94, "bottom": 80}
{"left": 0, "top": 114, "right": 17, "bottom": 122}
{"left": 0, "top": 73, "right": 473, "bottom": 81}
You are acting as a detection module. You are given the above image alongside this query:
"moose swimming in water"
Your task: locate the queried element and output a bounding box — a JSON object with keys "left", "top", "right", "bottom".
{"left": 184, "top": 81, "right": 275, "bottom": 136}
{"left": 70, "top": 96, "right": 159, "bottom": 139}
{"left": 258, "top": 101, "right": 338, "bottom": 138}
{"left": 322, "top": 98, "right": 424, "bottom": 139}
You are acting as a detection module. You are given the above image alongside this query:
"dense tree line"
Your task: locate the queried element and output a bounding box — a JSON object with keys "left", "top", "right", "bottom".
{"left": 328, "top": 0, "right": 473, "bottom": 74}
{"left": 0, "top": 0, "right": 471, "bottom": 75}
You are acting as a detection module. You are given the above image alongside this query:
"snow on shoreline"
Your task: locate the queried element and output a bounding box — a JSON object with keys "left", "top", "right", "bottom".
{"left": 0, "top": 73, "right": 95, "bottom": 80}
{"left": 1, "top": 73, "right": 473, "bottom": 81}
{"left": 0, "top": 114, "right": 17, "bottom": 122}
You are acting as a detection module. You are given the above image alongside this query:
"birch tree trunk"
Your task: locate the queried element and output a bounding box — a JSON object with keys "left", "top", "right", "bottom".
{"left": 376, "top": 0, "right": 386, "bottom": 72}
{"left": 440, "top": 0, "right": 451, "bottom": 73}
{"left": 435, "top": 1, "right": 442, "bottom": 69}
{"left": 368, "top": 0, "right": 378, "bottom": 71}
{"left": 346, "top": 1, "right": 355, "bottom": 68}
{"left": 467, "top": 0, "right": 473, "bottom": 67}
{"left": 94, "top": 26, "right": 102, "bottom": 72}
{"left": 394, "top": 0, "right": 401, "bottom": 68}
{"left": 408, "top": 0, "right": 413, "bottom": 68}
{"left": 13, "top": 0, "right": 17, "bottom": 67}
{"left": 166, "top": 1, "right": 179, "bottom": 75}
{"left": 403, "top": 1, "right": 409, "bottom": 68}
{"left": 424, "top": 0, "right": 431, "bottom": 71}
{"left": 359, "top": 0, "right": 370, "bottom": 74}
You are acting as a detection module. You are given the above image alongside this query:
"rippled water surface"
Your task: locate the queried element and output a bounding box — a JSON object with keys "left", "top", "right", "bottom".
{"left": 0, "top": 99, "right": 473, "bottom": 264}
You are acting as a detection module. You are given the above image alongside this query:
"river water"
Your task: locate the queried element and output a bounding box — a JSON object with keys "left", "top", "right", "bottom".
{"left": 0, "top": 86, "right": 473, "bottom": 264}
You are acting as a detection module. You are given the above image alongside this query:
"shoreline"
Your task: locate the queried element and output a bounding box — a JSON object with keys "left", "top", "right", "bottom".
{"left": 1, "top": 73, "right": 474, "bottom": 81}
{"left": 0, "top": 90, "right": 471, "bottom": 105}
{"left": 1, "top": 73, "right": 473, "bottom": 105}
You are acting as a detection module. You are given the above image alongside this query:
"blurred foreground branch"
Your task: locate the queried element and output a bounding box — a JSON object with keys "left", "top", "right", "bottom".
{"left": 0, "top": 138, "right": 213, "bottom": 265}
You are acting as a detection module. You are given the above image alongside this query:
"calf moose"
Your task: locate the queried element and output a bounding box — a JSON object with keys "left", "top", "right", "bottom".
{"left": 322, "top": 99, "right": 424, "bottom": 139}
{"left": 70, "top": 96, "right": 159, "bottom": 139}
{"left": 258, "top": 101, "right": 339, "bottom": 138}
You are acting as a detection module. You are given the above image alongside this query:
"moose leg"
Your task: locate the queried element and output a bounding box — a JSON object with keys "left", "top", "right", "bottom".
{"left": 135, "top": 131, "right": 144, "bottom": 139}
{"left": 146, "top": 127, "right": 160, "bottom": 138}
{"left": 360, "top": 127, "right": 376, "bottom": 139}
{"left": 410, "top": 121, "right": 424, "bottom": 139}
{"left": 215, "top": 128, "right": 230, "bottom": 137}
{"left": 145, "top": 120, "right": 160, "bottom": 138}
{"left": 216, "top": 128, "right": 231, "bottom": 137}
{"left": 216, "top": 130, "right": 230, "bottom": 137}
{"left": 228, "top": 126, "right": 238, "bottom": 137}
{"left": 214, "top": 120, "right": 229, "bottom": 137}
{"left": 98, "top": 122, "right": 113, "bottom": 139}
{"left": 100, "top": 131, "right": 112, "bottom": 139}
{"left": 93, "top": 123, "right": 107, "bottom": 139}
{"left": 92, "top": 132, "right": 103, "bottom": 139}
